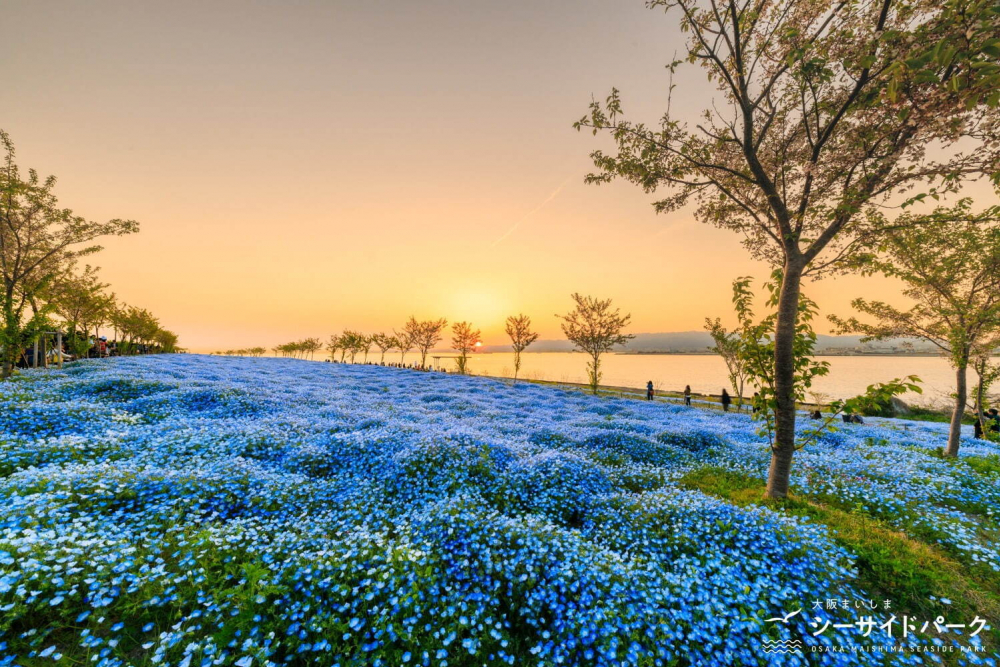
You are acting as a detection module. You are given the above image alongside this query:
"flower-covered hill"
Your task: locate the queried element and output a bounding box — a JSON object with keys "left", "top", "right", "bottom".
{"left": 0, "top": 355, "right": 997, "bottom": 667}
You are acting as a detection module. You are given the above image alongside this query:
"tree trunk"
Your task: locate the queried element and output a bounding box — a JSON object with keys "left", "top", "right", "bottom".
{"left": 1, "top": 347, "right": 13, "bottom": 379}
{"left": 591, "top": 353, "right": 602, "bottom": 395}
{"left": 1, "top": 290, "right": 16, "bottom": 379}
{"left": 974, "top": 367, "right": 986, "bottom": 439}
{"left": 1, "top": 332, "right": 13, "bottom": 379}
{"left": 945, "top": 363, "right": 968, "bottom": 457}
{"left": 765, "top": 264, "right": 804, "bottom": 500}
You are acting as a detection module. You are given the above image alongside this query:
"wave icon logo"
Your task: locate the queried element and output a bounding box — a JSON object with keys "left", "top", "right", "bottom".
{"left": 761, "top": 639, "right": 803, "bottom": 654}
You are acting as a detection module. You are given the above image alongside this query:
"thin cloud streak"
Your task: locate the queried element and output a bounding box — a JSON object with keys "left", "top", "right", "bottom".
{"left": 490, "top": 178, "right": 572, "bottom": 248}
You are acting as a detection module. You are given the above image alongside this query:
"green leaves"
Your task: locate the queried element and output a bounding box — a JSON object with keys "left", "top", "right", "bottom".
{"left": 982, "top": 38, "right": 1000, "bottom": 59}
{"left": 830, "top": 201, "right": 1000, "bottom": 455}
{"left": 798, "top": 376, "right": 923, "bottom": 450}
{"left": 718, "top": 273, "right": 830, "bottom": 448}
{"left": 559, "top": 293, "right": 634, "bottom": 394}
{"left": 1, "top": 131, "right": 144, "bottom": 375}
{"left": 833, "top": 375, "right": 923, "bottom": 418}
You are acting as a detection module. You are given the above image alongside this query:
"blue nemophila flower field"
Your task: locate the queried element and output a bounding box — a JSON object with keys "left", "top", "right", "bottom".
{"left": 0, "top": 356, "right": 997, "bottom": 667}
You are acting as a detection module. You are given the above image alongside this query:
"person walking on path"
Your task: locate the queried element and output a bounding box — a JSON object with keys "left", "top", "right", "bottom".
{"left": 721, "top": 389, "right": 732, "bottom": 412}
{"left": 683, "top": 385, "right": 692, "bottom": 406}
{"left": 646, "top": 381, "right": 654, "bottom": 401}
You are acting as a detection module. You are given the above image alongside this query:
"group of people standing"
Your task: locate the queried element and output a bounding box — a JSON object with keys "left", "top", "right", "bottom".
{"left": 642, "top": 382, "right": 707, "bottom": 408}
{"left": 641, "top": 380, "right": 999, "bottom": 437}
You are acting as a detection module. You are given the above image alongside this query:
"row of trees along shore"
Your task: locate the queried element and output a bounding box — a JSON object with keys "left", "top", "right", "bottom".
{"left": 575, "top": 0, "right": 1000, "bottom": 498}
{"left": 218, "top": 315, "right": 533, "bottom": 383}
{"left": 228, "top": 259, "right": 998, "bottom": 466}
{"left": 0, "top": 131, "right": 177, "bottom": 377}
{"left": 216, "top": 295, "right": 638, "bottom": 390}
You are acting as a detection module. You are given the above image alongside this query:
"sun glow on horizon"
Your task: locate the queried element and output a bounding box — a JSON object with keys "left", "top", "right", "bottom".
{"left": 444, "top": 287, "right": 514, "bottom": 332}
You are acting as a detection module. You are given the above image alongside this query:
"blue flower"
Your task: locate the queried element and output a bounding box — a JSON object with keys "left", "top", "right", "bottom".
{"left": 0, "top": 354, "right": 992, "bottom": 667}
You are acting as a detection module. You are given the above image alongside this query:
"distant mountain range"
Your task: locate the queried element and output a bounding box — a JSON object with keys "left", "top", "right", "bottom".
{"left": 478, "top": 331, "right": 939, "bottom": 354}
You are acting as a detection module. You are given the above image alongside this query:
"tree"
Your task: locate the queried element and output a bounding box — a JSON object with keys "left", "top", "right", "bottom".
{"left": 371, "top": 333, "right": 398, "bottom": 364}
{"left": 302, "top": 337, "right": 322, "bottom": 361}
{"left": 336, "top": 331, "right": 364, "bottom": 363}
{"left": 557, "top": 293, "right": 634, "bottom": 395}
{"left": 326, "top": 335, "right": 341, "bottom": 362}
{"left": 276, "top": 339, "right": 319, "bottom": 359}
{"left": 451, "top": 321, "right": 481, "bottom": 374}
{"left": 154, "top": 329, "right": 179, "bottom": 353}
{"left": 704, "top": 317, "right": 749, "bottom": 411}
{"left": 0, "top": 131, "right": 139, "bottom": 376}
{"left": 406, "top": 316, "right": 447, "bottom": 368}
{"left": 358, "top": 334, "right": 372, "bottom": 363}
{"left": 575, "top": 0, "right": 1000, "bottom": 498}
{"left": 505, "top": 313, "right": 539, "bottom": 385}
{"left": 394, "top": 326, "right": 415, "bottom": 365}
{"left": 113, "top": 306, "right": 160, "bottom": 354}
{"left": 89, "top": 291, "right": 117, "bottom": 347}
{"left": 48, "top": 265, "right": 112, "bottom": 358}
{"left": 830, "top": 204, "right": 1000, "bottom": 456}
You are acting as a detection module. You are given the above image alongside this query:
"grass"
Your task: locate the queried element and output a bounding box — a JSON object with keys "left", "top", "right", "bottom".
{"left": 901, "top": 405, "right": 977, "bottom": 425}
{"left": 678, "top": 467, "right": 1000, "bottom": 654}
{"left": 962, "top": 454, "right": 1000, "bottom": 477}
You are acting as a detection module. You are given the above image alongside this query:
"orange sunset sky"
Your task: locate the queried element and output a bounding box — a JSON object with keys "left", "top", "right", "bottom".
{"left": 5, "top": 0, "right": 997, "bottom": 352}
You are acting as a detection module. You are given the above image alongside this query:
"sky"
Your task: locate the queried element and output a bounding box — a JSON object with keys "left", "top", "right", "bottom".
{"left": 3, "top": 0, "right": 996, "bottom": 352}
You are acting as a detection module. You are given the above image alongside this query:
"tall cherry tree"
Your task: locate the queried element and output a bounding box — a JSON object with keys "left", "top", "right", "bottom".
{"left": 576, "top": 0, "right": 1000, "bottom": 498}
